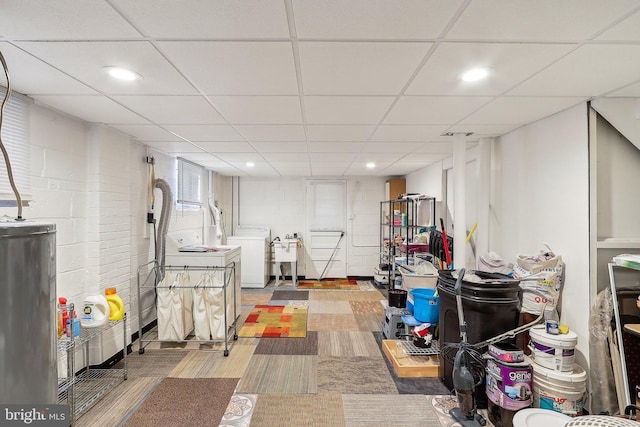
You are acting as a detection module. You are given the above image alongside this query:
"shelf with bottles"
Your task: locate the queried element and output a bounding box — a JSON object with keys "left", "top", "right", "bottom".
{"left": 57, "top": 301, "right": 127, "bottom": 426}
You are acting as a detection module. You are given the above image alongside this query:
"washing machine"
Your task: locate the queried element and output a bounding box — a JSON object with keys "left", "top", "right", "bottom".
{"left": 166, "top": 230, "right": 242, "bottom": 324}
{"left": 227, "top": 226, "right": 271, "bottom": 288}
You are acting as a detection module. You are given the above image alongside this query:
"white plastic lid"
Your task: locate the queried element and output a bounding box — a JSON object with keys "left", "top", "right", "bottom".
{"left": 513, "top": 408, "right": 572, "bottom": 427}
{"left": 529, "top": 324, "right": 578, "bottom": 348}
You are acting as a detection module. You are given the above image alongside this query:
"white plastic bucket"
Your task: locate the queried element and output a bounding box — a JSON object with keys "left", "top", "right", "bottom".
{"left": 531, "top": 361, "right": 587, "bottom": 416}
{"left": 528, "top": 325, "right": 577, "bottom": 372}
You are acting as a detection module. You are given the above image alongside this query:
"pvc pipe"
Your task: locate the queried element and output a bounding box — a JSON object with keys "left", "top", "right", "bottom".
{"left": 477, "top": 137, "right": 493, "bottom": 266}
{"left": 453, "top": 133, "right": 466, "bottom": 269}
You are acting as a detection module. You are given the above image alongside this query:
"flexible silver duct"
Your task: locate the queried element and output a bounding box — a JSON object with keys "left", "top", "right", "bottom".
{"left": 154, "top": 178, "right": 173, "bottom": 269}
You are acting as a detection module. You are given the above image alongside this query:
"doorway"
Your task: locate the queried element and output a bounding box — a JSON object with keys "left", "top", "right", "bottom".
{"left": 304, "top": 179, "right": 347, "bottom": 279}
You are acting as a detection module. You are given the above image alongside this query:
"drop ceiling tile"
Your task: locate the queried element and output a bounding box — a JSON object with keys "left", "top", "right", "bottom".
{"left": 307, "top": 142, "right": 364, "bottom": 152}
{"left": 447, "top": 0, "right": 640, "bottom": 41}
{"left": 292, "top": 0, "right": 463, "bottom": 39}
{"left": 298, "top": 42, "right": 431, "bottom": 95}
{"left": 209, "top": 165, "right": 246, "bottom": 176}
{"left": 461, "top": 97, "right": 586, "bottom": 125}
{"left": 0, "top": 0, "right": 140, "bottom": 39}
{"left": 380, "top": 162, "right": 436, "bottom": 175}
{"left": 355, "top": 152, "right": 404, "bottom": 162}
{"left": 34, "top": 96, "right": 148, "bottom": 124}
{"left": 271, "top": 164, "right": 312, "bottom": 176}
{"left": 0, "top": 43, "right": 97, "bottom": 95}
{"left": 370, "top": 125, "right": 449, "bottom": 141}
{"left": 16, "top": 41, "right": 196, "bottom": 95}
{"left": 113, "top": 96, "right": 226, "bottom": 124}
{"left": 216, "top": 152, "right": 265, "bottom": 162}
{"left": 446, "top": 124, "right": 520, "bottom": 136}
{"left": 310, "top": 163, "right": 351, "bottom": 176}
{"left": 304, "top": 96, "right": 395, "bottom": 124}
{"left": 361, "top": 142, "right": 424, "bottom": 152}
{"left": 344, "top": 162, "right": 393, "bottom": 176}
{"left": 400, "top": 153, "right": 451, "bottom": 162}
{"left": 384, "top": 96, "right": 492, "bottom": 124}
{"left": 596, "top": 9, "right": 640, "bottom": 41}
{"left": 178, "top": 153, "right": 223, "bottom": 164}
{"left": 208, "top": 96, "right": 302, "bottom": 124}
{"left": 165, "top": 125, "right": 244, "bottom": 142}
{"left": 109, "top": 124, "right": 179, "bottom": 141}
{"left": 407, "top": 42, "right": 576, "bottom": 96}
{"left": 251, "top": 141, "right": 308, "bottom": 153}
{"left": 141, "top": 140, "right": 204, "bottom": 153}
{"left": 111, "top": 0, "right": 289, "bottom": 38}
{"left": 307, "top": 125, "right": 375, "bottom": 141}
{"left": 229, "top": 162, "right": 279, "bottom": 176}
{"left": 261, "top": 153, "right": 309, "bottom": 162}
{"left": 235, "top": 125, "right": 306, "bottom": 141}
{"left": 159, "top": 41, "right": 298, "bottom": 95}
{"left": 309, "top": 152, "right": 357, "bottom": 162}
{"left": 607, "top": 81, "right": 640, "bottom": 97}
{"left": 509, "top": 44, "right": 640, "bottom": 96}
{"left": 414, "top": 142, "right": 455, "bottom": 154}
{"left": 198, "top": 141, "right": 256, "bottom": 153}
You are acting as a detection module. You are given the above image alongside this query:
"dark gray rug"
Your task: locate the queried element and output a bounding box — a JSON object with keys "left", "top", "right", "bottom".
{"left": 124, "top": 377, "right": 238, "bottom": 426}
{"left": 254, "top": 331, "right": 318, "bottom": 355}
{"left": 271, "top": 290, "right": 309, "bottom": 300}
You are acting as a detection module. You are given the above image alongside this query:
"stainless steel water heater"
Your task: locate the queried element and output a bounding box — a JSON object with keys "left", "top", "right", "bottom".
{"left": 0, "top": 222, "right": 57, "bottom": 404}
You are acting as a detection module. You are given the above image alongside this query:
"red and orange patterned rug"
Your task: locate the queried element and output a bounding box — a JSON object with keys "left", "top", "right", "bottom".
{"left": 296, "top": 278, "right": 359, "bottom": 290}
{"left": 238, "top": 305, "right": 308, "bottom": 338}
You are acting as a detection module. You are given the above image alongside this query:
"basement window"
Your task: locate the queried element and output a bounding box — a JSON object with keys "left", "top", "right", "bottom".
{"left": 176, "top": 157, "right": 203, "bottom": 210}
{"left": 0, "top": 88, "right": 30, "bottom": 206}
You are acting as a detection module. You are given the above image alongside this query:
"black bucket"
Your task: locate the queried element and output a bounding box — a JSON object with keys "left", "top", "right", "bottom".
{"left": 437, "top": 270, "right": 521, "bottom": 409}
{"left": 388, "top": 289, "right": 407, "bottom": 308}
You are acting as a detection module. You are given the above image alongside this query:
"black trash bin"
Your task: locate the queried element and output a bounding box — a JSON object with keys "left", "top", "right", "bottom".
{"left": 437, "top": 270, "right": 521, "bottom": 409}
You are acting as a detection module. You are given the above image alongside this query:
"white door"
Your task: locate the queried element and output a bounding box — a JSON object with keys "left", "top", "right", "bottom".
{"left": 304, "top": 180, "right": 347, "bottom": 279}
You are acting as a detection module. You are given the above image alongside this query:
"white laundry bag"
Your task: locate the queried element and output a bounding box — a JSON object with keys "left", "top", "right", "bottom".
{"left": 157, "top": 272, "right": 185, "bottom": 340}
{"left": 192, "top": 273, "right": 211, "bottom": 340}
{"left": 180, "top": 271, "right": 194, "bottom": 338}
{"left": 205, "top": 271, "right": 226, "bottom": 340}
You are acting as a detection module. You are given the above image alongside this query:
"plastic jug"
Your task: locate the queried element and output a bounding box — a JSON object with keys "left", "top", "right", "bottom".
{"left": 105, "top": 287, "right": 125, "bottom": 321}
{"left": 81, "top": 294, "right": 110, "bottom": 328}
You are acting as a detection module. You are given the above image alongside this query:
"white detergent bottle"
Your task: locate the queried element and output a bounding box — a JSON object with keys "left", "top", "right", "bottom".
{"left": 81, "top": 293, "right": 110, "bottom": 328}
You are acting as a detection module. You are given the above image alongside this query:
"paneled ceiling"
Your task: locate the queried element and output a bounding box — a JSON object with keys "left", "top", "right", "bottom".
{"left": 1, "top": 0, "right": 640, "bottom": 176}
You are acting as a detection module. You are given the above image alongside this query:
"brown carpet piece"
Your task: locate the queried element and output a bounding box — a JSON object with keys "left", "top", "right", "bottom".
{"left": 354, "top": 313, "right": 385, "bottom": 331}
{"left": 307, "top": 313, "right": 360, "bottom": 331}
{"left": 236, "top": 355, "right": 317, "bottom": 394}
{"left": 349, "top": 300, "right": 385, "bottom": 314}
{"left": 317, "top": 356, "right": 398, "bottom": 394}
{"left": 241, "top": 292, "right": 273, "bottom": 306}
{"left": 271, "top": 289, "right": 309, "bottom": 300}
{"left": 113, "top": 349, "right": 190, "bottom": 377}
{"left": 317, "top": 331, "right": 382, "bottom": 358}
{"left": 254, "top": 331, "right": 318, "bottom": 355}
{"left": 342, "top": 394, "right": 438, "bottom": 427}
{"left": 124, "top": 377, "right": 238, "bottom": 427}
{"left": 250, "top": 393, "right": 345, "bottom": 427}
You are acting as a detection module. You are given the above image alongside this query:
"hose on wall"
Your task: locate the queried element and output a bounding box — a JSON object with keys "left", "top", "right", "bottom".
{"left": 154, "top": 178, "right": 173, "bottom": 271}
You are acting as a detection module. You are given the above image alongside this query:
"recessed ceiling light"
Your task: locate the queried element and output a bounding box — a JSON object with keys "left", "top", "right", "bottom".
{"left": 366, "top": 162, "right": 376, "bottom": 169}
{"left": 104, "top": 66, "right": 142, "bottom": 81}
{"left": 246, "top": 162, "right": 255, "bottom": 167}
{"left": 460, "top": 67, "right": 489, "bottom": 82}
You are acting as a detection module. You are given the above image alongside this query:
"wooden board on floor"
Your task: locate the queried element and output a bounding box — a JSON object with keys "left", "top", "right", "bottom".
{"left": 382, "top": 340, "right": 439, "bottom": 378}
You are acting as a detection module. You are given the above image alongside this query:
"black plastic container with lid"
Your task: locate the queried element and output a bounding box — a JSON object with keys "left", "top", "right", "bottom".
{"left": 437, "top": 269, "right": 521, "bottom": 409}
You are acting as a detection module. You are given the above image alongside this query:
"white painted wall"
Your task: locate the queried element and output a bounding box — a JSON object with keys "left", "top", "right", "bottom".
{"left": 237, "top": 176, "right": 385, "bottom": 277}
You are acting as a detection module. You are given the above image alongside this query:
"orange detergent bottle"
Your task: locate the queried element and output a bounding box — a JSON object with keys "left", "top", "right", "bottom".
{"left": 105, "top": 287, "right": 125, "bottom": 321}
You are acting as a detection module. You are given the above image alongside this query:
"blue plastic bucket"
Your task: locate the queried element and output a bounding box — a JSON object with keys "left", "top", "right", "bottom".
{"left": 410, "top": 288, "right": 439, "bottom": 323}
